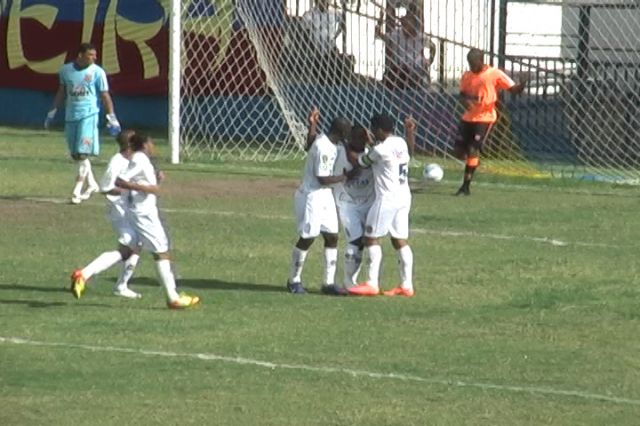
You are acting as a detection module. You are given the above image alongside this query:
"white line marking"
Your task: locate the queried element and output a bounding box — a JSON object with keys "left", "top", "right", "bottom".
{"left": 1, "top": 336, "right": 638, "bottom": 406}
{"left": 14, "top": 196, "right": 621, "bottom": 248}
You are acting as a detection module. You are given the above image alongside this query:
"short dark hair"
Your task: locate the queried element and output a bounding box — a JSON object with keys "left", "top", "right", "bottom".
{"left": 467, "top": 48, "right": 484, "bottom": 62}
{"left": 370, "top": 113, "right": 394, "bottom": 133}
{"left": 130, "top": 133, "right": 150, "bottom": 151}
{"left": 349, "top": 124, "right": 368, "bottom": 152}
{"left": 116, "top": 129, "right": 136, "bottom": 148}
{"left": 329, "top": 116, "right": 351, "bottom": 139}
{"left": 78, "top": 42, "right": 96, "bottom": 54}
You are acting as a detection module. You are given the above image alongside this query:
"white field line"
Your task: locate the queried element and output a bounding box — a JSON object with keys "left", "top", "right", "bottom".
{"left": 1, "top": 336, "right": 638, "bottom": 407}
{"left": 20, "top": 196, "right": 619, "bottom": 248}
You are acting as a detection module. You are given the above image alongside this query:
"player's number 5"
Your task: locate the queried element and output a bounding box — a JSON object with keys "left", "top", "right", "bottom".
{"left": 399, "top": 163, "right": 408, "bottom": 184}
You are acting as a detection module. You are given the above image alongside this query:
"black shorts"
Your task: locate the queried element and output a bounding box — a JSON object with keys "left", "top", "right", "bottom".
{"left": 457, "top": 121, "right": 493, "bottom": 153}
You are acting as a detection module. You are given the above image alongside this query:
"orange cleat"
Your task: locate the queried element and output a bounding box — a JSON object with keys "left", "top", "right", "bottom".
{"left": 347, "top": 283, "right": 380, "bottom": 296}
{"left": 167, "top": 293, "right": 201, "bottom": 309}
{"left": 69, "top": 269, "right": 86, "bottom": 299}
{"left": 382, "top": 286, "right": 415, "bottom": 297}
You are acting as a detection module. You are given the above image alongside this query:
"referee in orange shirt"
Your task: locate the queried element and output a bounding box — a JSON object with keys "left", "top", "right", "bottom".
{"left": 454, "top": 49, "right": 527, "bottom": 196}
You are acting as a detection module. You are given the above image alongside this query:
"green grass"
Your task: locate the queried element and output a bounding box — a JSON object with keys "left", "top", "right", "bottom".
{"left": 1, "top": 126, "right": 640, "bottom": 425}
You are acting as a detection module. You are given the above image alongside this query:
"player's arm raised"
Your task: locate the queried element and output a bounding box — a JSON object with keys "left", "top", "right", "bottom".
{"left": 305, "top": 106, "right": 320, "bottom": 151}
{"left": 404, "top": 116, "right": 416, "bottom": 156}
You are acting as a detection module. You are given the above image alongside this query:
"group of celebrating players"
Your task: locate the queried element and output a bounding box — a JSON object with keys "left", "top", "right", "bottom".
{"left": 46, "top": 41, "right": 525, "bottom": 306}
{"left": 286, "top": 108, "right": 416, "bottom": 297}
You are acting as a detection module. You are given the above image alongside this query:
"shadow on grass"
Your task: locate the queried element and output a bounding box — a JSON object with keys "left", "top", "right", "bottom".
{"left": 0, "top": 299, "right": 67, "bottom": 308}
{"left": 0, "top": 283, "right": 68, "bottom": 293}
{"left": 124, "top": 276, "right": 286, "bottom": 293}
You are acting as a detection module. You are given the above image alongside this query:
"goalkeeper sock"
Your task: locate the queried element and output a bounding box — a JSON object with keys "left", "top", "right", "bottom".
{"left": 364, "top": 245, "right": 382, "bottom": 289}
{"left": 156, "top": 259, "right": 180, "bottom": 301}
{"left": 115, "top": 254, "right": 139, "bottom": 289}
{"left": 323, "top": 247, "right": 338, "bottom": 286}
{"left": 343, "top": 244, "right": 362, "bottom": 288}
{"left": 289, "top": 247, "right": 308, "bottom": 283}
{"left": 84, "top": 160, "right": 98, "bottom": 190}
{"left": 396, "top": 245, "right": 414, "bottom": 290}
{"left": 81, "top": 250, "right": 123, "bottom": 281}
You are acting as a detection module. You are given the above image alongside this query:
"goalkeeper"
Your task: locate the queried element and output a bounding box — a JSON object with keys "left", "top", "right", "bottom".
{"left": 45, "top": 42, "right": 121, "bottom": 205}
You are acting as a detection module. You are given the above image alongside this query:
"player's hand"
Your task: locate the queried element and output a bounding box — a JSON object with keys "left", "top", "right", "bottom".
{"left": 156, "top": 170, "right": 165, "bottom": 183}
{"left": 308, "top": 106, "right": 320, "bottom": 127}
{"left": 106, "top": 113, "right": 121, "bottom": 136}
{"left": 404, "top": 116, "right": 416, "bottom": 133}
{"left": 115, "top": 177, "right": 130, "bottom": 189}
{"left": 44, "top": 109, "right": 57, "bottom": 129}
{"left": 344, "top": 167, "right": 360, "bottom": 181}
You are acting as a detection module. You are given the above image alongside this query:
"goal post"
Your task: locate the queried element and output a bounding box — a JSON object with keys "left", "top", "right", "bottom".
{"left": 170, "top": 0, "right": 640, "bottom": 182}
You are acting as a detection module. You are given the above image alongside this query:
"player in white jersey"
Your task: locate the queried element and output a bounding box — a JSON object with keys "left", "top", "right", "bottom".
{"left": 44, "top": 43, "right": 121, "bottom": 205}
{"left": 112, "top": 134, "right": 200, "bottom": 309}
{"left": 287, "top": 109, "right": 352, "bottom": 295}
{"left": 69, "top": 130, "right": 142, "bottom": 299}
{"left": 333, "top": 124, "right": 375, "bottom": 288}
{"left": 348, "top": 114, "right": 415, "bottom": 297}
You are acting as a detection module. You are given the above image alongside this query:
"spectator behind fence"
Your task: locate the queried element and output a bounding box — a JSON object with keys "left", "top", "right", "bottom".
{"left": 302, "top": 0, "right": 353, "bottom": 83}
{"left": 375, "top": 5, "right": 436, "bottom": 90}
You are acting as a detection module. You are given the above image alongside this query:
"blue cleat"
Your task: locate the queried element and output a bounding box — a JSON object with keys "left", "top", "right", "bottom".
{"left": 321, "top": 284, "right": 348, "bottom": 296}
{"left": 287, "top": 281, "right": 306, "bottom": 294}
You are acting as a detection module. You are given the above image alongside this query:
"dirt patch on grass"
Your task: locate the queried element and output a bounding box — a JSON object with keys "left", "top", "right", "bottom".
{"left": 161, "top": 176, "right": 298, "bottom": 201}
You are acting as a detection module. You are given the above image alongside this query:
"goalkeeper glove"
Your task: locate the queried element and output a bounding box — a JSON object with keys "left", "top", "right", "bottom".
{"left": 44, "top": 109, "right": 57, "bottom": 129}
{"left": 106, "top": 113, "right": 121, "bottom": 136}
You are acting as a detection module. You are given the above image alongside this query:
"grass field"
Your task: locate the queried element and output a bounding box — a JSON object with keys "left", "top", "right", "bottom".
{"left": 1, "top": 126, "right": 640, "bottom": 425}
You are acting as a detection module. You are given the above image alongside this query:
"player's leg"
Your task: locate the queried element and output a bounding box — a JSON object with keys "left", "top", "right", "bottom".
{"left": 77, "top": 114, "right": 100, "bottom": 200}
{"left": 348, "top": 199, "right": 391, "bottom": 296}
{"left": 456, "top": 122, "right": 492, "bottom": 196}
{"left": 287, "top": 190, "right": 317, "bottom": 294}
{"left": 383, "top": 202, "right": 414, "bottom": 297}
{"left": 339, "top": 202, "right": 367, "bottom": 288}
{"left": 70, "top": 246, "right": 124, "bottom": 299}
{"left": 112, "top": 245, "right": 141, "bottom": 299}
{"left": 137, "top": 212, "right": 199, "bottom": 308}
{"left": 318, "top": 195, "right": 343, "bottom": 295}
{"left": 65, "top": 122, "right": 86, "bottom": 204}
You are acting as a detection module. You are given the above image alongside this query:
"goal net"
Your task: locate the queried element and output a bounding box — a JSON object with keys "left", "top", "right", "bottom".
{"left": 178, "top": 0, "right": 640, "bottom": 182}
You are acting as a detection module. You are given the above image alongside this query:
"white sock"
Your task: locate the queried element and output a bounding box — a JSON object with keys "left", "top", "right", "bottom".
{"left": 156, "top": 259, "right": 180, "bottom": 301}
{"left": 397, "top": 245, "right": 414, "bottom": 290}
{"left": 84, "top": 160, "right": 98, "bottom": 189}
{"left": 72, "top": 160, "right": 90, "bottom": 197}
{"left": 81, "top": 250, "right": 122, "bottom": 280}
{"left": 365, "top": 245, "right": 382, "bottom": 288}
{"left": 343, "top": 244, "right": 362, "bottom": 288}
{"left": 323, "top": 247, "right": 338, "bottom": 286}
{"left": 115, "top": 254, "right": 139, "bottom": 290}
{"left": 289, "top": 247, "right": 308, "bottom": 283}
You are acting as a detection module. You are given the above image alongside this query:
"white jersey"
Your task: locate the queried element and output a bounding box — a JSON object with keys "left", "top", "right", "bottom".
{"left": 361, "top": 135, "right": 411, "bottom": 200}
{"left": 100, "top": 152, "right": 130, "bottom": 207}
{"left": 118, "top": 151, "right": 157, "bottom": 215}
{"left": 299, "top": 134, "right": 338, "bottom": 194}
{"left": 333, "top": 143, "right": 374, "bottom": 205}
{"left": 387, "top": 30, "right": 430, "bottom": 69}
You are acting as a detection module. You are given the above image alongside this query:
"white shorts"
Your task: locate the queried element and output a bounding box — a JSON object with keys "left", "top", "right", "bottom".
{"left": 294, "top": 188, "right": 339, "bottom": 239}
{"left": 107, "top": 203, "right": 138, "bottom": 248}
{"left": 336, "top": 198, "right": 373, "bottom": 242}
{"left": 130, "top": 210, "right": 170, "bottom": 253}
{"left": 365, "top": 195, "right": 411, "bottom": 240}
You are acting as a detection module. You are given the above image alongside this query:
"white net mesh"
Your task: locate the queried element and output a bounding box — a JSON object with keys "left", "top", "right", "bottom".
{"left": 179, "top": 0, "right": 640, "bottom": 183}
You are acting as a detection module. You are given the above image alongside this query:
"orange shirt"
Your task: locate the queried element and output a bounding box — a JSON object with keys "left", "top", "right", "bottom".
{"left": 460, "top": 65, "right": 515, "bottom": 123}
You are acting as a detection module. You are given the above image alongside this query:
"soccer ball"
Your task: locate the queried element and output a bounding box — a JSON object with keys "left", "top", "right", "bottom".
{"left": 423, "top": 163, "right": 444, "bottom": 182}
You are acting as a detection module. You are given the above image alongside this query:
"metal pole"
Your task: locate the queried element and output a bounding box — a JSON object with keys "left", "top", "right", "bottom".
{"left": 497, "top": 0, "right": 507, "bottom": 68}
{"left": 168, "top": 0, "right": 181, "bottom": 164}
{"left": 489, "top": 0, "right": 496, "bottom": 65}
{"left": 577, "top": 5, "right": 591, "bottom": 79}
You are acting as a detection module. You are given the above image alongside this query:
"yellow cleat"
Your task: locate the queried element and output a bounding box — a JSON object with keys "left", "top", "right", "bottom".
{"left": 167, "top": 293, "right": 201, "bottom": 309}
{"left": 70, "top": 269, "right": 86, "bottom": 299}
